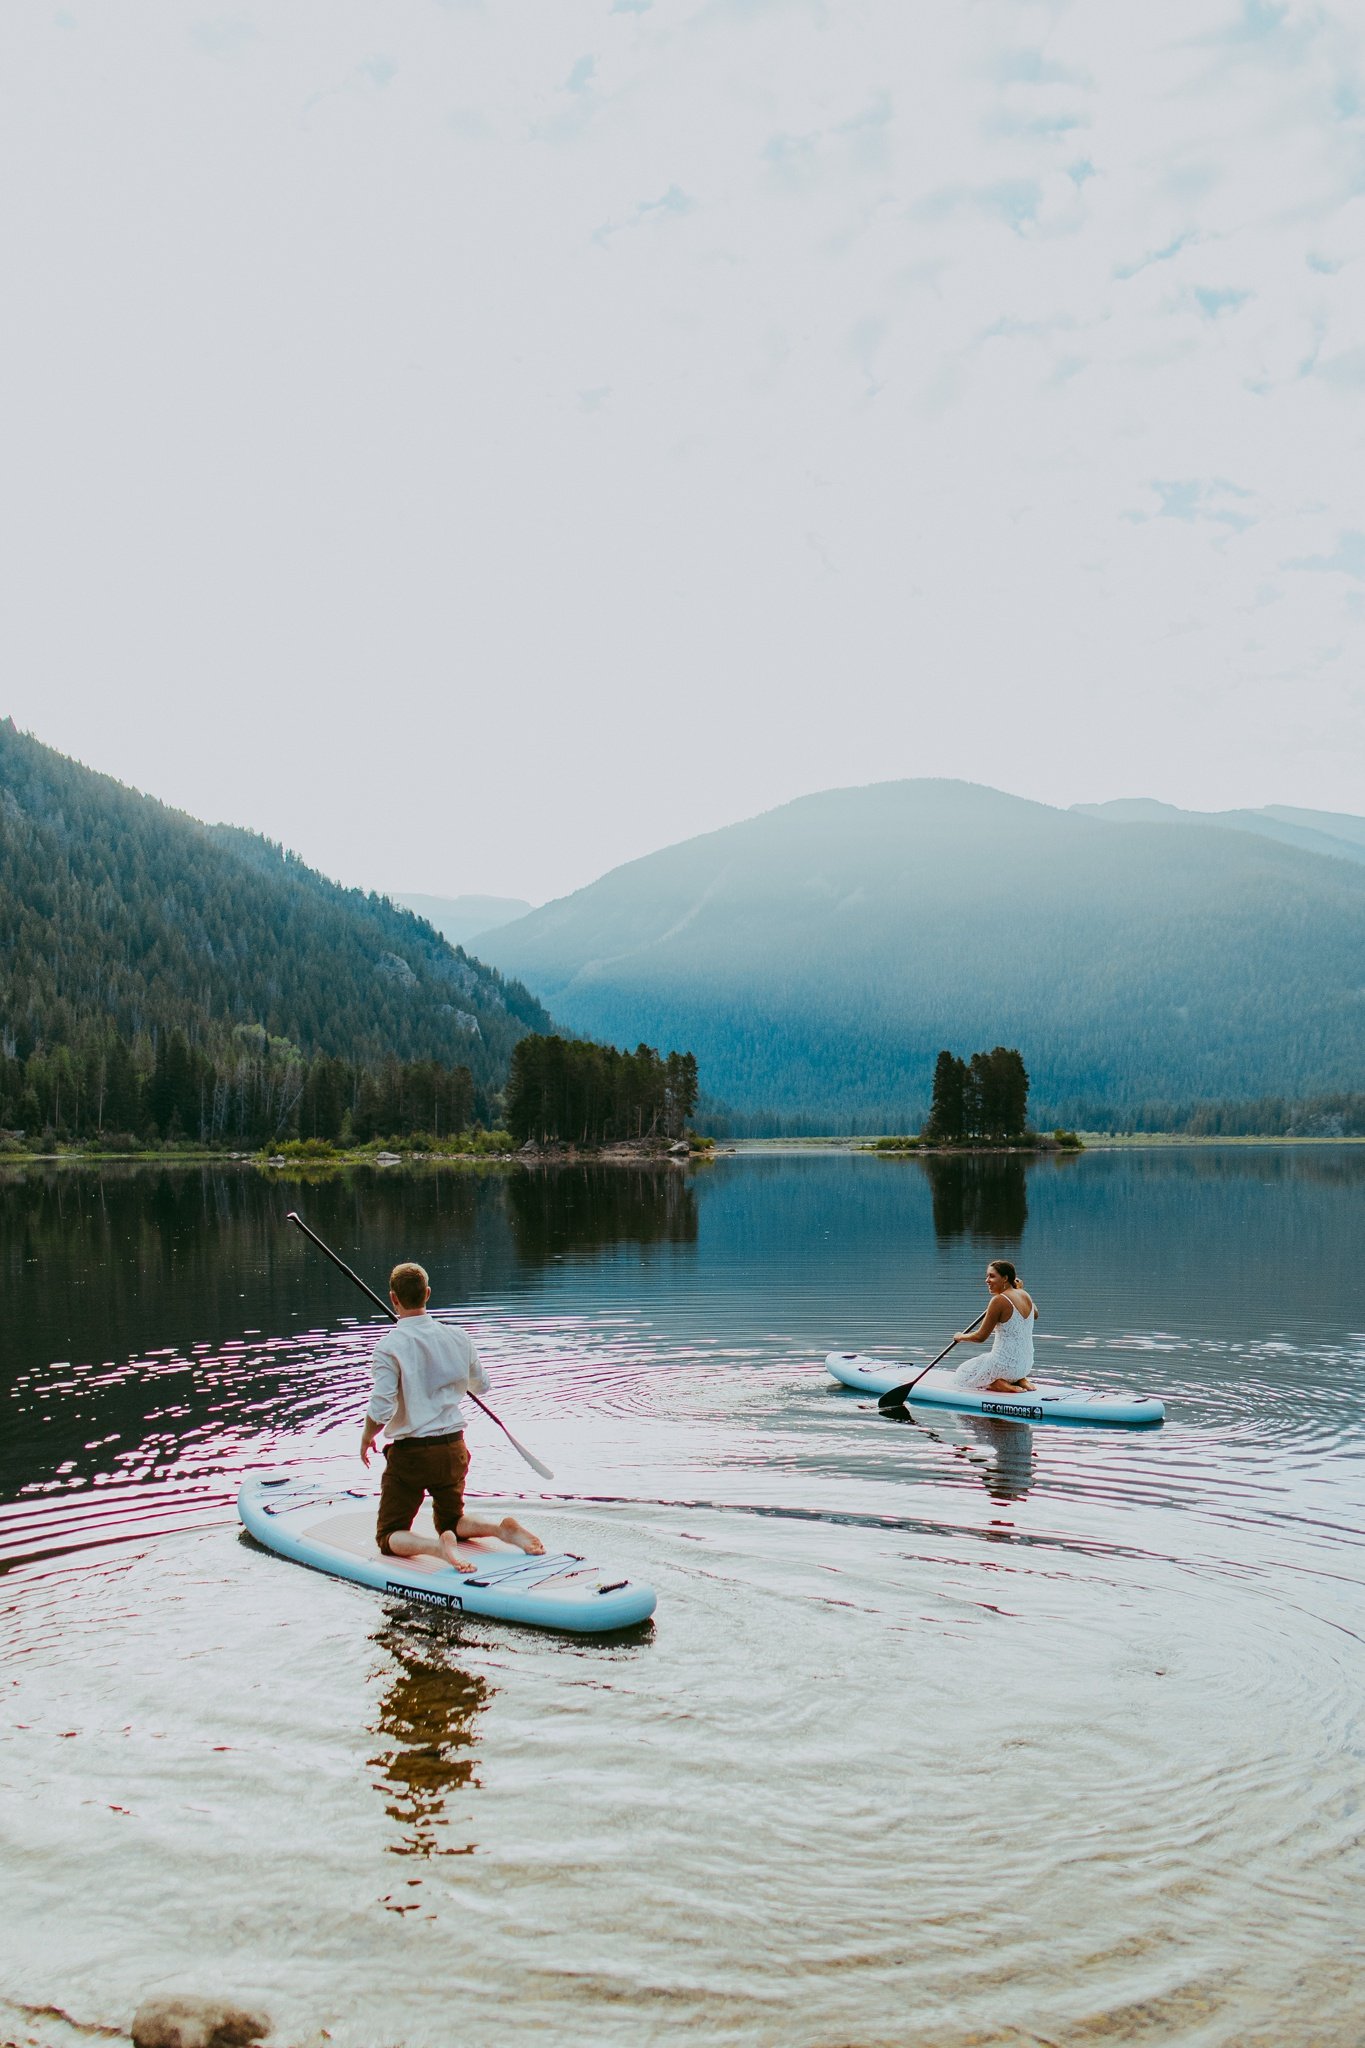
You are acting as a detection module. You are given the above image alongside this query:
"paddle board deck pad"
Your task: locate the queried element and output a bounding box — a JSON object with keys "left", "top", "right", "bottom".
{"left": 825, "top": 1353, "right": 1165, "bottom": 1426}
{"left": 238, "top": 1474, "right": 657, "bottom": 1632}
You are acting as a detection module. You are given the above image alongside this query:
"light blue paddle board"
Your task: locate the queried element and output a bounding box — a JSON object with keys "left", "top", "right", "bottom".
{"left": 825, "top": 1352, "right": 1165, "bottom": 1426}
{"left": 238, "top": 1472, "right": 657, "bottom": 1633}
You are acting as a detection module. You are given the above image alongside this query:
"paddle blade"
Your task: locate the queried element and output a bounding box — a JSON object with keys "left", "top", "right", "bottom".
{"left": 503, "top": 1431, "right": 555, "bottom": 1482}
{"left": 876, "top": 1328, "right": 970, "bottom": 1411}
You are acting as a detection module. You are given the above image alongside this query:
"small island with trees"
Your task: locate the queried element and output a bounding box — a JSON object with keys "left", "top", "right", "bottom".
{"left": 506, "top": 1036, "right": 700, "bottom": 1155}
{"left": 862, "top": 1047, "right": 1082, "bottom": 1154}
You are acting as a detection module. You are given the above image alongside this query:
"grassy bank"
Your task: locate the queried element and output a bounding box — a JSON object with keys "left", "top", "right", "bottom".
{"left": 0, "top": 1134, "right": 518, "bottom": 1167}
{"left": 1075, "top": 1131, "right": 1365, "bottom": 1147}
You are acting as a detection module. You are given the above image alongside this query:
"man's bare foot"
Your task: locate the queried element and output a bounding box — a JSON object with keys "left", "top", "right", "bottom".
{"left": 438, "top": 1530, "right": 477, "bottom": 1574}
{"left": 499, "top": 1516, "right": 545, "bottom": 1556}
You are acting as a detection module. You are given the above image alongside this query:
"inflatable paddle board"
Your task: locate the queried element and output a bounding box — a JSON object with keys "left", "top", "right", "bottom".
{"left": 238, "top": 1473, "right": 657, "bottom": 1633}
{"left": 825, "top": 1353, "right": 1165, "bottom": 1427}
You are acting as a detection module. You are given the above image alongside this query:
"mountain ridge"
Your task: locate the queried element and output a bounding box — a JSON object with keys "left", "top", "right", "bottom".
{"left": 0, "top": 720, "right": 552, "bottom": 1103}
{"left": 1072, "top": 798, "right": 1365, "bottom": 866}
{"left": 475, "top": 778, "right": 1365, "bottom": 1128}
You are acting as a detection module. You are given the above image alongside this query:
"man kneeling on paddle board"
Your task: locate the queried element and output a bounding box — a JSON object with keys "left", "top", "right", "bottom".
{"left": 361, "top": 1262, "right": 544, "bottom": 1574}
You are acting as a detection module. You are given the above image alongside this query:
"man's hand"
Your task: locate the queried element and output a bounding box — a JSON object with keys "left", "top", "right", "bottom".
{"left": 360, "top": 1417, "right": 381, "bottom": 1467}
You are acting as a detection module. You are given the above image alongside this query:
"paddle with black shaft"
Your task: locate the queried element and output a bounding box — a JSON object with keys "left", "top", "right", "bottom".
{"left": 285, "top": 1210, "right": 555, "bottom": 1481}
{"left": 876, "top": 1309, "right": 988, "bottom": 1412}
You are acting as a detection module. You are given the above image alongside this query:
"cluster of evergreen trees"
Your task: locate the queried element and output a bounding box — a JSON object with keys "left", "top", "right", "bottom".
{"left": 505, "top": 1036, "right": 698, "bottom": 1147}
{"left": 922, "top": 1046, "right": 1030, "bottom": 1142}
{"left": 0, "top": 1020, "right": 481, "bottom": 1149}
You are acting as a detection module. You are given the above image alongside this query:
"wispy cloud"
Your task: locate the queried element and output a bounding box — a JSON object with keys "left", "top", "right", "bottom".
{"left": 912, "top": 179, "right": 1044, "bottom": 232}
{"left": 986, "top": 47, "right": 1090, "bottom": 88}
{"left": 1314, "top": 345, "right": 1365, "bottom": 387}
{"left": 188, "top": 17, "right": 256, "bottom": 57}
{"left": 593, "top": 184, "right": 696, "bottom": 247}
{"left": 763, "top": 94, "right": 893, "bottom": 189}
{"left": 986, "top": 108, "right": 1087, "bottom": 140}
{"left": 1190, "top": 0, "right": 1321, "bottom": 63}
{"left": 1127, "top": 480, "right": 1257, "bottom": 532}
{"left": 1114, "top": 232, "right": 1196, "bottom": 282}
{"left": 1193, "top": 285, "right": 1251, "bottom": 317}
{"left": 1287, "top": 532, "right": 1365, "bottom": 580}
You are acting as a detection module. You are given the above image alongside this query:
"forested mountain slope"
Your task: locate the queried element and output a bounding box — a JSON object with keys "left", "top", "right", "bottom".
{"left": 0, "top": 720, "right": 551, "bottom": 1106}
{"left": 476, "top": 780, "right": 1365, "bottom": 1129}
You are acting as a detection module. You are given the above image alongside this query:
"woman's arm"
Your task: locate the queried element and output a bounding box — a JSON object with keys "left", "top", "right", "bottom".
{"left": 955, "top": 1297, "right": 1005, "bottom": 1344}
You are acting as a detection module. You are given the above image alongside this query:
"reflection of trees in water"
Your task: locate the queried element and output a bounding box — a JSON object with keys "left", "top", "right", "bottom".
{"left": 919, "top": 1155, "right": 1028, "bottom": 1241}
{"left": 367, "top": 1612, "right": 492, "bottom": 1859}
{"left": 0, "top": 1163, "right": 506, "bottom": 1500}
{"left": 1113, "top": 1146, "right": 1365, "bottom": 1193}
{"left": 505, "top": 1165, "right": 698, "bottom": 1264}
{"left": 0, "top": 1160, "right": 491, "bottom": 1362}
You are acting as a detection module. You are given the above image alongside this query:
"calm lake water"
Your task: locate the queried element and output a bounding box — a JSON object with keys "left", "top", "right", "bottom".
{"left": 2, "top": 1147, "right": 1363, "bottom": 2048}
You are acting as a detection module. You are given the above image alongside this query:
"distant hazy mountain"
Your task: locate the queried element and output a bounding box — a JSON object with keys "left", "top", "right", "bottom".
{"left": 392, "top": 893, "right": 534, "bottom": 950}
{"left": 476, "top": 780, "right": 1365, "bottom": 1129}
{"left": 1073, "top": 798, "right": 1365, "bottom": 867}
{"left": 1259, "top": 805, "right": 1365, "bottom": 849}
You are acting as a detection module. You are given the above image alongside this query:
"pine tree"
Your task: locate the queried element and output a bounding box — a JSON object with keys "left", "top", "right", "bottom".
{"left": 923, "top": 1050, "right": 967, "bottom": 1140}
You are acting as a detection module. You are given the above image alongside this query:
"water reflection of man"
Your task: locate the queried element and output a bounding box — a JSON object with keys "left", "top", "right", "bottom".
{"left": 370, "top": 1614, "right": 491, "bottom": 1861}
{"left": 361, "top": 1261, "right": 544, "bottom": 1571}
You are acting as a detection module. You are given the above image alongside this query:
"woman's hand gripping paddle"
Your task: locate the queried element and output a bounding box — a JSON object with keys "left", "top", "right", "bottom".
{"left": 876, "top": 1310, "right": 987, "bottom": 1412}
{"left": 286, "top": 1210, "right": 555, "bottom": 1481}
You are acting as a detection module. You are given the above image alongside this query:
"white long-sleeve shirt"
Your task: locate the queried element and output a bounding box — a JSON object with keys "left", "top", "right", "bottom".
{"left": 366, "top": 1314, "right": 490, "bottom": 1440}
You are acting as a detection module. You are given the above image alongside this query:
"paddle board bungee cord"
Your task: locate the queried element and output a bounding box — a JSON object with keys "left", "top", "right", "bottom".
{"left": 238, "top": 1473, "right": 658, "bottom": 1632}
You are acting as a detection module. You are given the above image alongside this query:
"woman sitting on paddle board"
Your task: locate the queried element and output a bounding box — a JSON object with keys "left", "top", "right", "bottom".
{"left": 951, "top": 1260, "right": 1037, "bottom": 1393}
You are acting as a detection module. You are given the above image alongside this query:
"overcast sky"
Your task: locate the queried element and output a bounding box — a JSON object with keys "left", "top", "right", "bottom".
{"left": 3, "top": 1, "right": 1363, "bottom": 903}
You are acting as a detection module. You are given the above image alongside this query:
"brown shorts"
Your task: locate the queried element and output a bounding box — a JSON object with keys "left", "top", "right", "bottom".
{"left": 376, "top": 1432, "right": 470, "bottom": 1555}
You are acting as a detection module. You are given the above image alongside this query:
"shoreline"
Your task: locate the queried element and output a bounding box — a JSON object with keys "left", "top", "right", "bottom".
{"left": 0, "top": 1139, "right": 705, "bottom": 1170}
{"left": 3, "top": 1133, "right": 1362, "bottom": 1171}
{"left": 717, "top": 1133, "right": 1365, "bottom": 1154}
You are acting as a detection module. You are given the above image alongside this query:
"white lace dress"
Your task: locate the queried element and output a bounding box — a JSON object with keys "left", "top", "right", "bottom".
{"left": 954, "top": 1298, "right": 1036, "bottom": 1389}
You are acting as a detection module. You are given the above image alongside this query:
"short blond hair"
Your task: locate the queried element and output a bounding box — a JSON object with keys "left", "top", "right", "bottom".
{"left": 389, "top": 1261, "right": 430, "bottom": 1310}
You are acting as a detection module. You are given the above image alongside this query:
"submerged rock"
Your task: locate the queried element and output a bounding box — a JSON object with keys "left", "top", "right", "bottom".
{"left": 130, "top": 1996, "right": 272, "bottom": 2048}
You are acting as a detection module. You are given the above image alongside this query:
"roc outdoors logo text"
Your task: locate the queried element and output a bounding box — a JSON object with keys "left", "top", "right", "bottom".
{"left": 387, "top": 1582, "right": 464, "bottom": 1609}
